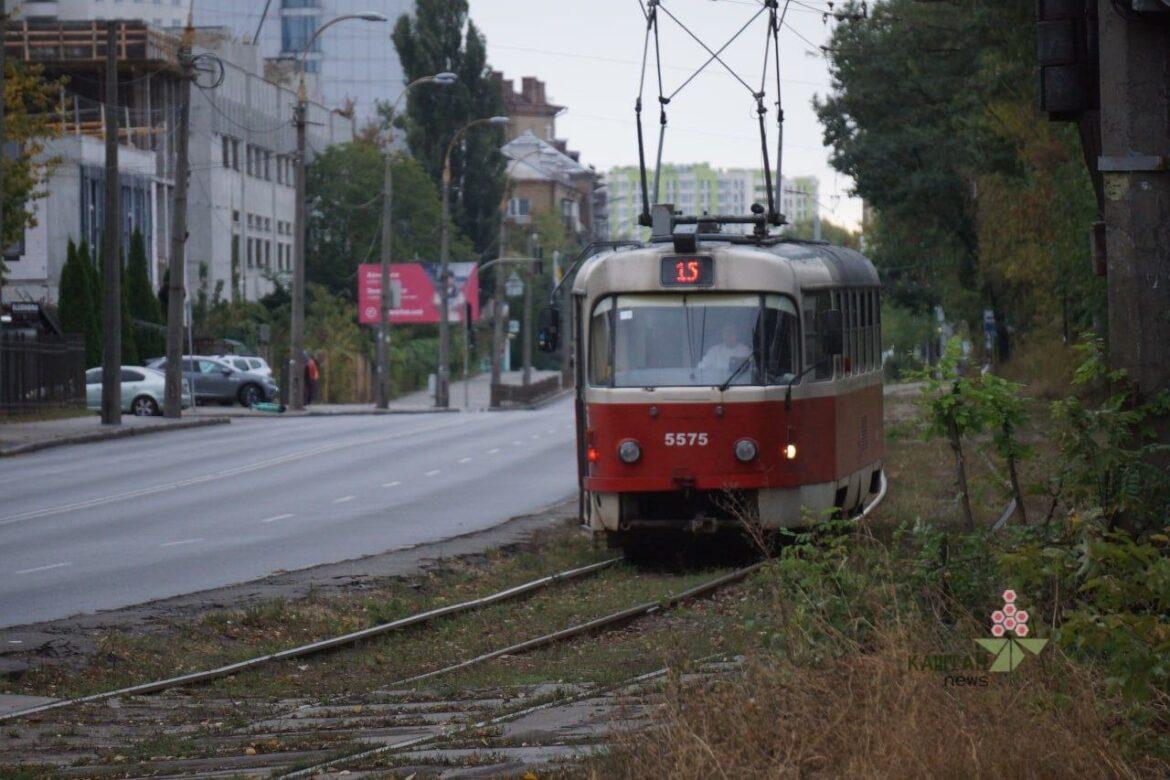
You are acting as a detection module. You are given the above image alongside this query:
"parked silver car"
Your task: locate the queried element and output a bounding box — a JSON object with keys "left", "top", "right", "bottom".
{"left": 214, "top": 354, "right": 273, "bottom": 379}
{"left": 146, "top": 356, "right": 279, "bottom": 407}
{"left": 85, "top": 366, "right": 194, "bottom": 416}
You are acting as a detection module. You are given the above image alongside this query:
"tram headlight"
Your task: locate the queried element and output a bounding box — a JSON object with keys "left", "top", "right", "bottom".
{"left": 618, "top": 439, "right": 642, "bottom": 464}
{"left": 785, "top": 443, "right": 798, "bottom": 460}
{"left": 734, "top": 438, "right": 758, "bottom": 463}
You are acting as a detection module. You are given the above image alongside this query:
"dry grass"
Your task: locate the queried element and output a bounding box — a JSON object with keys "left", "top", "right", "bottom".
{"left": 591, "top": 619, "right": 1147, "bottom": 779}
{"left": 1000, "top": 334, "right": 1082, "bottom": 400}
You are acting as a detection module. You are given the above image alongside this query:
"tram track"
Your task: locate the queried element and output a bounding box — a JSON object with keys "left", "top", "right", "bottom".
{"left": 0, "top": 479, "right": 890, "bottom": 776}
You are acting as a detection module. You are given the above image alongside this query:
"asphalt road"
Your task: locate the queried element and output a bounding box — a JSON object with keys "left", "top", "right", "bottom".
{"left": 0, "top": 399, "right": 577, "bottom": 628}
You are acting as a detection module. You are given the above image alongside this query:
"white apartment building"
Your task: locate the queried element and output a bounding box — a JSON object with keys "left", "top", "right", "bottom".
{"left": 1, "top": 19, "right": 352, "bottom": 307}
{"left": 604, "top": 164, "right": 819, "bottom": 240}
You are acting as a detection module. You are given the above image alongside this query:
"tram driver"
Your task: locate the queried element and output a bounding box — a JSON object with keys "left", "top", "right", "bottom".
{"left": 698, "top": 322, "right": 752, "bottom": 374}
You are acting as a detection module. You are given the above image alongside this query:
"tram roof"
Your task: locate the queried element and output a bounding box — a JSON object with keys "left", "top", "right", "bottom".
{"left": 572, "top": 238, "right": 880, "bottom": 298}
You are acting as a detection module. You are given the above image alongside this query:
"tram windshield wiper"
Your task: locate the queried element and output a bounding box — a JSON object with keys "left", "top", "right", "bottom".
{"left": 718, "top": 356, "right": 753, "bottom": 392}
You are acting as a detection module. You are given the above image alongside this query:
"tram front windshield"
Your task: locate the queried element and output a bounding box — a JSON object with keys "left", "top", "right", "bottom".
{"left": 589, "top": 293, "right": 799, "bottom": 388}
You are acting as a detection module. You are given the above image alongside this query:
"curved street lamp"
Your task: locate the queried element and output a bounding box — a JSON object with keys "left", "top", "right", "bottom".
{"left": 375, "top": 71, "right": 458, "bottom": 409}
{"left": 288, "top": 12, "right": 386, "bottom": 411}
{"left": 435, "top": 115, "right": 510, "bottom": 409}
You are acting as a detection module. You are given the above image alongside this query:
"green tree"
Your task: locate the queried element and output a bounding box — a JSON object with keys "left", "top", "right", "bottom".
{"left": 390, "top": 0, "right": 507, "bottom": 258}
{"left": 306, "top": 140, "right": 473, "bottom": 299}
{"left": 784, "top": 217, "right": 860, "bottom": 249}
{"left": 57, "top": 239, "right": 102, "bottom": 367}
{"left": 814, "top": 1, "right": 1102, "bottom": 356}
{"left": 125, "top": 229, "right": 165, "bottom": 359}
{"left": 120, "top": 269, "right": 139, "bottom": 366}
{"left": 1, "top": 59, "right": 60, "bottom": 287}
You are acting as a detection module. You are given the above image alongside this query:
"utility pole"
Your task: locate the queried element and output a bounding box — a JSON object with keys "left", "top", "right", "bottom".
{"left": 437, "top": 164, "right": 452, "bottom": 408}
{"left": 164, "top": 18, "right": 194, "bottom": 418}
{"left": 100, "top": 21, "right": 122, "bottom": 425}
{"left": 490, "top": 201, "right": 508, "bottom": 394}
{"left": 289, "top": 95, "right": 306, "bottom": 410}
{"left": 376, "top": 149, "right": 394, "bottom": 409}
{"left": 1096, "top": 2, "right": 1170, "bottom": 443}
{"left": 522, "top": 234, "right": 537, "bottom": 387}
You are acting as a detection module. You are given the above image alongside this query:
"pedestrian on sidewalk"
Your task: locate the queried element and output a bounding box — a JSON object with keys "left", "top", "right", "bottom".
{"left": 304, "top": 352, "right": 320, "bottom": 405}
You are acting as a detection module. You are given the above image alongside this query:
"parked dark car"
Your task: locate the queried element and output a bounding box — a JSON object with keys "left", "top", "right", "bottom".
{"left": 146, "top": 356, "right": 278, "bottom": 407}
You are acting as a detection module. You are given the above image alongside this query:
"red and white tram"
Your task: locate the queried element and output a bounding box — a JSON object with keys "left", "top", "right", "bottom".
{"left": 542, "top": 222, "right": 884, "bottom": 547}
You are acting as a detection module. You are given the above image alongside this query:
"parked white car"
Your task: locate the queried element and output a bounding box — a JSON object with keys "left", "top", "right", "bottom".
{"left": 214, "top": 355, "right": 273, "bottom": 379}
{"left": 85, "top": 366, "right": 194, "bottom": 416}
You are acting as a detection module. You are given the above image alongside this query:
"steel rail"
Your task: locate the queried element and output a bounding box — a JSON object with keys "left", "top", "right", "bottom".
{"left": 282, "top": 653, "right": 730, "bottom": 778}
{"left": 0, "top": 557, "right": 619, "bottom": 723}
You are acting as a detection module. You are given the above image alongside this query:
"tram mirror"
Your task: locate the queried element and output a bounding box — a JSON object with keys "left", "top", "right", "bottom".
{"left": 818, "top": 309, "right": 844, "bottom": 357}
{"left": 537, "top": 306, "right": 560, "bottom": 352}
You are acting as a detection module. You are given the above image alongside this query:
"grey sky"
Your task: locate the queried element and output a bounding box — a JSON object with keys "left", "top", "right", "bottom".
{"left": 471, "top": 0, "right": 860, "bottom": 229}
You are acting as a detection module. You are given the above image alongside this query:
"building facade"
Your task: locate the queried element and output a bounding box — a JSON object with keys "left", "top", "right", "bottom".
{"left": 604, "top": 164, "right": 819, "bottom": 239}
{"left": 496, "top": 73, "right": 607, "bottom": 244}
{"left": 13, "top": 0, "right": 410, "bottom": 126}
{"left": 1, "top": 20, "right": 352, "bottom": 308}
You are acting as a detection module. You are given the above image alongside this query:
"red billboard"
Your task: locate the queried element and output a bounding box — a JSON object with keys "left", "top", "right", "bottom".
{"left": 358, "top": 262, "right": 479, "bottom": 325}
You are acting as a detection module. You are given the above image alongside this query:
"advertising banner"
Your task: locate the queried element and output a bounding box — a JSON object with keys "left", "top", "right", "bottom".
{"left": 358, "top": 262, "right": 479, "bottom": 325}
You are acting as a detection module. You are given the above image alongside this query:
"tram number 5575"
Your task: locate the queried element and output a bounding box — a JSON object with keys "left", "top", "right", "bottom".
{"left": 664, "top": 432, "right": 709, "bottom": 446}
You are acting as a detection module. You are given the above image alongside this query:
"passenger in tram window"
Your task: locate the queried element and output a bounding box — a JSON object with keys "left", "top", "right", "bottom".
{"left": 698, "top": 322, "right": 752, "bottom": 373}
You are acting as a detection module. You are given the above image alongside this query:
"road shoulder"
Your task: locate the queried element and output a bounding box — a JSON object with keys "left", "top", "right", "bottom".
{"left": 0, "top": 498, "right": 577, "bottom": 675}
{"left": 0, "top": 415, "right": 231, "bottom": 457}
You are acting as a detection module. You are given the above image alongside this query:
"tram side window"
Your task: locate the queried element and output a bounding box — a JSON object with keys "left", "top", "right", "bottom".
{"left": 802, "top": 290, "right": 834, "bottom": 381}
{"left": 846, "top": 290, "right": 856, "bottom": 376}
{"left": 874, "top": 291, "right": 883, "bottom": 370}
{"left": 761, "top": 294, "right": 800, "bottom": 383}
{"left": 590, "top": 298, "right": 614, "bottom": 386}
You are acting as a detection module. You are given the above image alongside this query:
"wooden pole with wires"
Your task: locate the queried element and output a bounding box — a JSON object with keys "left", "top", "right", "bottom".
{"left": 100, "top": 21, "right": 122, "bottom": 425}
{"left": 164, "top": 16, "right": 195, "bottom": 417}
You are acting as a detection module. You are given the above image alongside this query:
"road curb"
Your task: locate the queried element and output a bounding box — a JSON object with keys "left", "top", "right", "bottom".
{"left": 0, "top": 417, "right": 232, "bottom": 458}
{"left": 487, "top": 386, "right": 573, "bottom": 412}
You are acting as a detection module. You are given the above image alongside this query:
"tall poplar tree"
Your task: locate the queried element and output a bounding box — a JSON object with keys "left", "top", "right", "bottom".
{"left": 390, "top": 0, "right": 507, "bottom": 260}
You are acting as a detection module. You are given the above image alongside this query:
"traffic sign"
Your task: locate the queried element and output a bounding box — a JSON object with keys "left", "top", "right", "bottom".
{"left": 505, "top": 271, "right": 524, "bottom": 298}
{"left": 509, "top": 319, "right": 520, "bottom": 335}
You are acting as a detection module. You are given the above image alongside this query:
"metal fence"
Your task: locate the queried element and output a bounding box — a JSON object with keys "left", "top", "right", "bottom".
{"left": 0, "top": 333, "right": 86, "bottom": 415}
{"left": 490, "top": 375, "right": 563, "bottom": 408}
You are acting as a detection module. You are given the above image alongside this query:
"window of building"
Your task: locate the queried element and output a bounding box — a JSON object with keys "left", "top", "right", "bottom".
{"left": 282, "top": 16, "right": 318, "bottom": 54}
{"left": 246, "top": 238, "right": 254, "bottom": 269}
{"left": 508, "top": 197, "right": 530, "bottom": 217}
{"left": 221, "top": 136, "right": 230, "bottom": 168}
{"left": 264, "top": 240, "right": 271, "bottom": 268}
{"left": 231, "top": 139, "right": 240, "bottom": 171}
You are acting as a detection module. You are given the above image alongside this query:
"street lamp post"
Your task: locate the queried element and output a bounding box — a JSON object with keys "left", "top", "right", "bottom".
{"left": 491, "top": 146, "right": 558, "bottom": 399}
{"left": 436, "top": 115, "right": 509, "bottom": 408}
{"left": 376, "top": 72, "right": 457, "bottom": 410}
{"left": 289, "top": 12, "right": 386, "bottom": 411}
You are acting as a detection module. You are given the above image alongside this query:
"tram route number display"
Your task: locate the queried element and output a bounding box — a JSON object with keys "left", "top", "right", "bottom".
{"left": 660, "top": 255, "right": 714, "bottom": 288}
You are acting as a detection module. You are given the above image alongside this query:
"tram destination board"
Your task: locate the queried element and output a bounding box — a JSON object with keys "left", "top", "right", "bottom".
{"left": 661, "top": 255, "right": 714, "bottom": 288}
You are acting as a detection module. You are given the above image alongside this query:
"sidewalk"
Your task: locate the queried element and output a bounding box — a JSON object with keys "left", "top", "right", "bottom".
{"left": 0, "top": 413, "right": 231, "bottom": 457}
{"left": 201, "top": 370, "right": 564, "bottom": 417}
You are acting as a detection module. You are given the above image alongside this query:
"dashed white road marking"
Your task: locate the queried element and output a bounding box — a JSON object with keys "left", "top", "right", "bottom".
{"left": 531, "top": 434, "right": 541, "bottom": 440}
{"left": 512, "top": 440, "right": 523, "bottom": 446}
{"left": 382, "top": 481, "right": 401, "bottom": 488}
{"left": 425, "top": 469, "right": 441, "bottom": 477}
{"left": 332, "top": 495, "right": 355, "bottom": 504}
{"left": 260, "top": 513, "right": 294, "bottom": 524}
{"left": 458, "top": 457, "right": 473, "bottom": 464}
{"left": 15, "top": 562, "right": 71, "bottom": 575}
{"left": 487, "top": 448, "right": 501, "bottom": 455}
{"left": 0, "top": 416, "right": 471, "bottom": 528}
{"left": 160, "top": 538, "right": 202, "bottom": 548}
